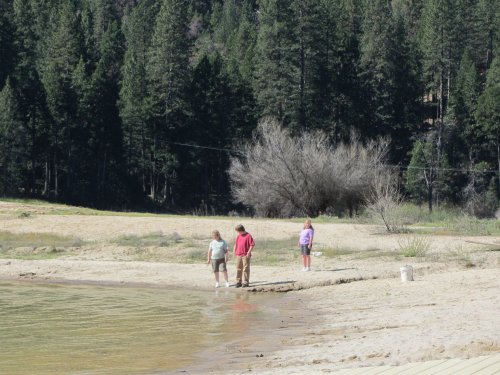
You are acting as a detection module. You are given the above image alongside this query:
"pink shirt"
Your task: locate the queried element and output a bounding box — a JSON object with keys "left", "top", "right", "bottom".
{"left": 234, "top": 232, "right": 255, "bottom": 256}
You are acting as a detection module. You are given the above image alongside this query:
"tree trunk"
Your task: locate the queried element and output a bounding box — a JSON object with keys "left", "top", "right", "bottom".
{"left": 43, "top": 157, "right": 49, "bottom": 196}
{"left": 30, "top": 121, "right": 36, "bottom": 195}
{"left": 299, "top": 7, "right": 306, "bottom": 132}
{"left": 428, "top": 183, "right": 433, "bottom": 213}
{"left": 497, "top": 140, "right": 500, "bottom": 188}
{"left": 54, "top": 153, "right": 58, "bottom": 198}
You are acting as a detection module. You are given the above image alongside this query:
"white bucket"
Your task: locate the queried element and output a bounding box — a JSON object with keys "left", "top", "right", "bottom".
{"left": 400, "top": 265, "right": 413, "bottom": 282}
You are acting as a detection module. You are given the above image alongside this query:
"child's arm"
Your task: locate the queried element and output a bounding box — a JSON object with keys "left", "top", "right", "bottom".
{"left": 247, "top": 245, "right": 254, "bottom": 258}
{"left": 207, "top": 246, "right": 212, "bottom": 264}
{"left": 308, "top": 231, "right": 314, "bottom": 249}
{"left": 246, "top": 235, "right": 255, "bottom": 258}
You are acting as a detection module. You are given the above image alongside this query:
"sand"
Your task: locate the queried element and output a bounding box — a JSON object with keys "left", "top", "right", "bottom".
{"left": 0, "top": 201, "right": 499, "bottom": 373}
{"left": 224, "top": 268, "right": 500, "bottom": 374}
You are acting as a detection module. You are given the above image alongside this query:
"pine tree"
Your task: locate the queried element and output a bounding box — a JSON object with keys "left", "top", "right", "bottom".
{"left": 146, "top": 0, "right": 190, "bottom": 203}
{"left": 13, "top": 0, "right": 48, "bottom": 194}
{"left": 476, "top": 57, "right": 500, "bottom": 187}
{"left": 476, "top": 0, "right": 500, "bottom": 69}
{"left": 211, "top": 0, "right": 239, "bottom": 45}
{"left": 88, "top": 20, "right": 125, "bottom": 203}
{"left": 0, "top": 78, "right": 28, "bottom": 195}
{"left": 359, "top": 0, "right": 421, "bottom": 160}
{"left": 40, "top": 1, "right": 83, "bottom": 198}
{"left": 71, "top": 20, "right": 125, "bottom": 205}
{"left": 254, "top": 0, "right": 299, "bottom": 129}
{"left": 447, "top": 50, "right": 481, "bottom": 160}
{"left": 405, "top": 135, "right": 452, "bottom": 212}
{"left": 484, "top": 177, "right": 499, "bottom": 214}
{"left": 93, "top": 0, "right": 119, "bottom": 45}
{"left": 293, "top": 0, "right": 328, "bottom": 131}
{"left": 325, "top": 0, "right": 365, "bottom": 140}
{"left": 225, "top": 0, "right": 257, "bottom": 84}
{"left": 119, "top": 0, "right": 159, "bottom": 192}
{"left": 0, "top": 0, "right": 15, "bottom": 88}
{"left": 182, "top": 53, "right": 234, "bottom": 207}
{"left": 405, "top": 140, "right": 428, "bottom": 205}
{"left": 391, "top": 9, "right": 423, "bottom": 157}
{"left": 418, "top": 0, "right": 456, "bottom": 122}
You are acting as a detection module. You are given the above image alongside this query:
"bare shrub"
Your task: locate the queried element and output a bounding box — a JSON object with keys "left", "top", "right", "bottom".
{"left": 229, "top": 118, "right": 390, "bottom": 217}
{"left": 365, "top": 171, "right": 403, "bottom": 232}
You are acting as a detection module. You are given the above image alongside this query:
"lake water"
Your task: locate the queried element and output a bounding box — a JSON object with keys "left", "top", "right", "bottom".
{"left": 0, "top": 282, "right": 281, "bottom": 374}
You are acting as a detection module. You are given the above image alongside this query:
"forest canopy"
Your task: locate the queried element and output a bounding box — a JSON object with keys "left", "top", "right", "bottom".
{"left": 0, "top": 0, "right": 498, "bottom": 215}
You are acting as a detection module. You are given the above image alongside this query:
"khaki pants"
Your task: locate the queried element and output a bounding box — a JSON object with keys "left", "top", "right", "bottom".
{"left": 235, "top": 255, "right": 250, "bottom": 285}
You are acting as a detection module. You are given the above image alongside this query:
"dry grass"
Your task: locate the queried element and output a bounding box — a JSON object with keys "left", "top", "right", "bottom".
{"left": 0, "top": 230, "right": 83, "bottom": 250}
{"left": 397, "top": 235, "right": 432, "bottom": 257}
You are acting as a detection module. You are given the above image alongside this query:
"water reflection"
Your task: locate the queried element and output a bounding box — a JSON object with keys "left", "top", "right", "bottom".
{"left": 0, "top": 282, "right": 275, "bottom": 375}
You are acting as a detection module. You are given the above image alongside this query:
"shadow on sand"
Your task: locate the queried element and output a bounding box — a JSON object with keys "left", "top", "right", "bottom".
{"left": 246, "top": 280, "right": 297, "bottom": 287}
{"left": 313, "top": 268, "right": 357, "bottom": 272}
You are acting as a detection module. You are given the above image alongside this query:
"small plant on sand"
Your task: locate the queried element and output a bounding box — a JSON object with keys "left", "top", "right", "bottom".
{"left": 398, "top": 235, "right": 431, "bottom": 257}
{"left": 450, "top": 245, "right": 476, "bottom": 268}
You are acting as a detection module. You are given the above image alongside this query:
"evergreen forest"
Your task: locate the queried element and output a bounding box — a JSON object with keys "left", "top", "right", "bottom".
{"left": 0, "top": 0, "right": 498, "bottom": 215}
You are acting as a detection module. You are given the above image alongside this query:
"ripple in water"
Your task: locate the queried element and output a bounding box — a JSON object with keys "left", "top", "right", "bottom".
{"left": 0, "top": 282, "right": 276, "bottom": 374}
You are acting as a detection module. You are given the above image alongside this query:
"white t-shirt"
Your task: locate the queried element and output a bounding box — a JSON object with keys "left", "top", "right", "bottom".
{"left": 209, "top": 239, "right": 228, "bottom": 259}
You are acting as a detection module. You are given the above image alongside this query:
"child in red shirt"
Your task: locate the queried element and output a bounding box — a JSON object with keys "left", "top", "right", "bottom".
{"left": 233, "top": 224, "right": 255, "bottom": 288}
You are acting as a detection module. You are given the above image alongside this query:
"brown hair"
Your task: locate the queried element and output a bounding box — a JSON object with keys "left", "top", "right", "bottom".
{"left": 212, "top": 230, "right": 221, "bottom": 240}
{"left": 235, "top": 224, "right": 245, "bottom": 232}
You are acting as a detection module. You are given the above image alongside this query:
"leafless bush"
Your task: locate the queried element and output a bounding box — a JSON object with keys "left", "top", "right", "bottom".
{"left": 229, "top": 118, "right": 390, "bottom": 217}
{"left": 365, "top": 171, "right": 403, "bottom": 232}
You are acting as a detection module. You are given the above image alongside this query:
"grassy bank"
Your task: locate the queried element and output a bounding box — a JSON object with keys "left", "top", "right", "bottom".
{"left": 1, "top": 198, "right": 499, "bottom": 237}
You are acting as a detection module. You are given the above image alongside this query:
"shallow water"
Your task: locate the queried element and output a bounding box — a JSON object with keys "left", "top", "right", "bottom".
{"left": 0, "top": 282, "right": 278, "bottom": 374}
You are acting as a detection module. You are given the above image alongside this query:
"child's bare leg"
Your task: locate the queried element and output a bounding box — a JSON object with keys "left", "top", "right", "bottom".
{"left": 306, "top": 255, "right": 311, "bottom": 268}
{"left": 302, "top": 255, "right": 307, "bottom": 267}
{"left": 223, "top": 271, "right": 228, "bottom": 282}
{"left": 214, "top": 272, "right": 220, "bottom": 282}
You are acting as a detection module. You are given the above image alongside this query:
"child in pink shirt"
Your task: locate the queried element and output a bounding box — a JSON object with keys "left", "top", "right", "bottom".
{"left": 233, "top": 224, "right": 255, "bottom": 287}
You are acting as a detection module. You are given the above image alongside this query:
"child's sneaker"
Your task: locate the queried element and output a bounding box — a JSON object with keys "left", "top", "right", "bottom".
{"left": 305, "top": 267, "right": 310, "bottom": 272}
{"left": 225, "top": 282, "right": 230, "bottom": 288}
{"left": 215, "top": 282, "right": 220, "bottom": 288}
{"left": 301, "top": 267, "right": 307, "bottom": 271}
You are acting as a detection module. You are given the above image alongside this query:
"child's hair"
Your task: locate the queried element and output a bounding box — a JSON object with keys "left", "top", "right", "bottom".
{"left": 212, "top": 230, "right": 221, "bottom": 240}
{"left": 235, "top": 224, "right": 245, "bottom": 232}
{"left": 304, "top": 219, "right": 314, "bottom": 230}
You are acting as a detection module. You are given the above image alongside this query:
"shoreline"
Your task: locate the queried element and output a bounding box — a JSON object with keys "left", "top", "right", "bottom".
{"left": 1, "top": 257, "right": 499, "bottom": 373}
{"left": 0, "top": 256, "right": 469, "bottom": 292}
{"left": 0, "top": 204, "right": 498, "bottom": 373}
{"left": 0, "top": 264, "right": 314, "bottom": 375}
{"left": 176, "top": 292, "right": 313, "bottom": 375}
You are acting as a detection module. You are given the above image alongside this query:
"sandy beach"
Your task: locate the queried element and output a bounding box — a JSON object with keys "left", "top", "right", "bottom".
{"left": 0, "top": 200, "right": 499, "bottom": 373}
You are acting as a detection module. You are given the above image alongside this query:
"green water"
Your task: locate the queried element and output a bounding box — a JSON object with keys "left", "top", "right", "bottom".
{"left": 0, "top": 282, "right": 276, "bottom": 374}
